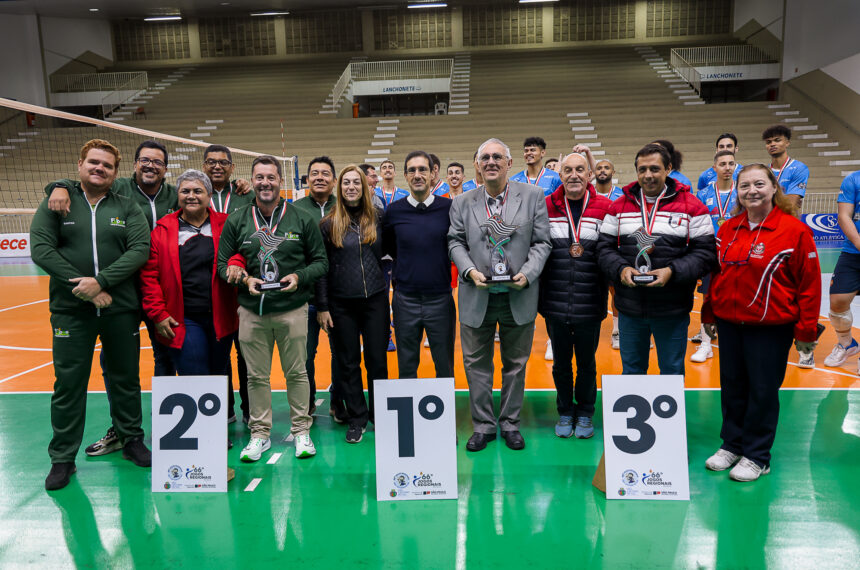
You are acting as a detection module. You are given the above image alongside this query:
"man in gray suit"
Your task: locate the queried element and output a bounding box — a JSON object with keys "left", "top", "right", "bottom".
{"left": 448, "top": 138, "right": 552, "bottom": 451}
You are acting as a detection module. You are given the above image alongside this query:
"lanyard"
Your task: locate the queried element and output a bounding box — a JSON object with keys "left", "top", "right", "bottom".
{"left": 639, "top": 188, "right": 667, "bottom": 235}
{"left": 213, "top": 185, "right": 232, "bottom": 213}
{"left": 563, "top": 193, "right": 589, "bottom": 245}
{"left": 382, "top": 188, "right": 394, "bottom": 207}
{"left": 484, "top": 185, "right": 509, "bottom": 219}
{"left": 713, "top": 181, "right": 735, "bottom": 219}
{"left": 433, "top": 180, "right": 445, "bottom": 194}
{"left": 773, "top": 157, "right": 793, "bottom": 186}
{"left": 252, "top": 201, "right": 286, "bottom": 233}
{"left": 526, "top": 168, "right": 545, "bottom": 187}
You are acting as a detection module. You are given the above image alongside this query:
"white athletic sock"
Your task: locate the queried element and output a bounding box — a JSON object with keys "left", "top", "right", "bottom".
{"left": 699, "top": 324, "right": 711, "bottom": 347}
{"left": 612, "top": 316, "right": 619, "bottom": 334}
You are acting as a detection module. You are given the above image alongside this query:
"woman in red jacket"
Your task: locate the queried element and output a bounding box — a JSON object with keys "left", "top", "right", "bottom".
{"left": 702, "top": 164, "right": 821, "bottom": 482}
{"left": 140, "top": 169, "right": 238, "bottom": 376}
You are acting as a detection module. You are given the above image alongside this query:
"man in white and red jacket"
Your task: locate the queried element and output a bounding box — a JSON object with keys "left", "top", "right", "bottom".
{"left": 539, "top": 152, "right": 613, "bottom": 439}
{"left": 596, "top": 143, "right": 717, "bottom": 376}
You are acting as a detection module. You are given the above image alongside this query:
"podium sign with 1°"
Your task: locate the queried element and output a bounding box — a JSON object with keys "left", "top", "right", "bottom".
{"left": 601, "top": 375, "right": 689, "bottom": 501}
{"left": 374, "top": 377, "right": 458, "bottom": 502}
{"left": 152, "top": 376, "right": 227, "bottom": 493}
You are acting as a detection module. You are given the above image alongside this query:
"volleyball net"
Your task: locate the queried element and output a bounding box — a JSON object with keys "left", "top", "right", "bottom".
{"left": 0, "top": 97, "right": 299, "bottom": 233}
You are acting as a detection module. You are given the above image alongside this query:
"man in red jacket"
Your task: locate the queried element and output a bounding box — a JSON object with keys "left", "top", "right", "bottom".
{"left": 596, "top": 143, "right": 717, "bottom": 376}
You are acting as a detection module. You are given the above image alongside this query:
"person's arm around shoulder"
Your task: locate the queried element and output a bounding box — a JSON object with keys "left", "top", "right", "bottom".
{"left": 790, "top": 223, "right": 822, "bottom": 345}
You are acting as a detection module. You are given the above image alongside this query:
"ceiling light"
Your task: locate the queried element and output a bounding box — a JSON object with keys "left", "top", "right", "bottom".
{"left": 250, "top": 11, "right": 290, "bottom": 16}
{"left": 407, "top": 2, "right": 447, "bottom": 8}
{"left": 89, "top": 8, "right": 99, "bottom": 12}
{"left": 144, "top": 16, "right": 183, "bottom": 21}
{"left": 519, "top": 0, "right": 559, "bottom": 3}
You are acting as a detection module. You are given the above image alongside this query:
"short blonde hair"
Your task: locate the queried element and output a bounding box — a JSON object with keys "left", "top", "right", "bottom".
{"left": 79, "top": 139, "right": 121, "bottom": 168}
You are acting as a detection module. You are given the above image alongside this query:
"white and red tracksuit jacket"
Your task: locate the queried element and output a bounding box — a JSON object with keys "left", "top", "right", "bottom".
{"left": 701, "top": 206, "right": 822, "bottom": 342}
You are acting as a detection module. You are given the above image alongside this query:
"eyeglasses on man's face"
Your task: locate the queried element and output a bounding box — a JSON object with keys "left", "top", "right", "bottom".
{"left": 204, "top": 159, "right": 232, "bottom": 168}
{"left": 137, "top": 157, "right": 166, "bottom": 168}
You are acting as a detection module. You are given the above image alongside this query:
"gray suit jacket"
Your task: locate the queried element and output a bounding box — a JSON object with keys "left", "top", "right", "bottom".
{"left": 448, "top": 180, "right": 551, "bottom": 328}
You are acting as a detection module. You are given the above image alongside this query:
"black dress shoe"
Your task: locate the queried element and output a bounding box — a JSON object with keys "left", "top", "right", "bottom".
{"left": 501, "top": 430, "right": 525, "bottom": 450}
{"left": 466, "top": 432, "right": 496, "bottom": 452}
{"left": 122, "top": 438, "right": 152, "bottom": 467}
{"left": 45, "top": 462, "right": 76, "bottom": 491}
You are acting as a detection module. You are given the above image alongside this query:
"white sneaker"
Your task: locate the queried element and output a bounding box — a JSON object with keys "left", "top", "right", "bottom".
{"left": 544, "top": 340, "right": 553, "bottom": 361}
{"left": 705, "top": 448, "right": 740, "bottom": 471}
{"left": 690, "top": 344, "right": 713, "bottom": 363}
{"left": 494, "top": 331, "right": 500, "bottom": 342}
{"left": 823, "top": 339, "right": 859, "bottom": 367}
{"left": 729, "top": 457, "right": 770, "bottom": 482}
{"left": 295, "top": 433, "right": 316, "bottom": 458}
{"left": 797, "top": 350, "right": 815, "bottom": 369}
{"left": 610, "top": 331, "right": 620, "bottom": 350}
{"left": 240, "top": 437, "right": 271, "bottom": 462}
{"left": 424, "top": 337, "right": 430, "bottom": 348}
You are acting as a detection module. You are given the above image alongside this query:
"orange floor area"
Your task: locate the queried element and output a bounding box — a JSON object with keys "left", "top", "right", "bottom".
{"left": 1, "top": 275, "right": 858, "bottom": 392}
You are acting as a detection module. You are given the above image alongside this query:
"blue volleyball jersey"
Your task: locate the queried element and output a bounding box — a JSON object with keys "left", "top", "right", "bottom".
{"left": 374, "top": 186, "right": 409, "bottom": 210}
{"left": 432, "top": 180, "right": 450, "bottom": 196}
{"left": 697, "top": 163, "right": 742, "bottom": 190}
{"left": 462, "top": 179, "right": 478, "bottom": 192}
{"left": 771, "top": 158, "right": 810, "bottom": 197}
{"left": 511, "top": 168, "right": 562, "bottom": 196}
{"left": 668, "top": 170, "right": 692, "bottom": 189}
{"left": 597, "top": 185, "right": 624, "bottom": 201}
{"left": 837, "top": 170, "right": 860, "bottom": 254}
{"left": 696, "top": 181, "right": 738, "bottom": 233}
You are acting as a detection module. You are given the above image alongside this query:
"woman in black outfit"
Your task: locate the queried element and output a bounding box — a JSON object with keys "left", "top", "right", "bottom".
{"left": 316, "top": 165, "right": 389, "bottom": 443}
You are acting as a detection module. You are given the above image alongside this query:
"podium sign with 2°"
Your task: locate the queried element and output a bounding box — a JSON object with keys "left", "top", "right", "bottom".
{"left": 152, "top": 375, "right": 227, "bottom": 493}
{"left": 602, "top": 374, "right": 690, "bottom": 501}
{"left": 374, "top": 377, "right": 458, "bottom": 502}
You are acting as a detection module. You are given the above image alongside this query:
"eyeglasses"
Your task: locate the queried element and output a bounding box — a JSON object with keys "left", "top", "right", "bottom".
{"left": 137, "top": 157, "right": 166, "bottom": 168}
{"left": 479, "top": 153, "right": 506, "bottom": 164}
{"left": 406, "top": 166, "right": 430, "bottom": 175}
{"left": 204, "top": 159, "right": 232, "bottom": 167}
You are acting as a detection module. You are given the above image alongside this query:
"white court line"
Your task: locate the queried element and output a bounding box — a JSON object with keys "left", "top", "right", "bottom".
{"left": 244, "top": 478, "right": 262, "bottom": 492}
{"left": 0, "top": 361, "right": 53, "bottom": 384}
{"left": 0, "top": 345, "right": 52, "bottom": 351}
{"left": 0, "top": 299, "right": 48, "bottom": 313}
{"left": 266, "top": 453, "right": 282, "bottom": 465}
{"left": 315, "top": 398, "right": 323, "bottom": 407}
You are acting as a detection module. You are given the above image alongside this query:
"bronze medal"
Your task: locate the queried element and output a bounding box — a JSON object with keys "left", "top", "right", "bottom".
{"left": 569, "top": 243, "right": 583, "bottom": 257}
{"left": 717, "top": 217, "right": 726, "bottom": 226}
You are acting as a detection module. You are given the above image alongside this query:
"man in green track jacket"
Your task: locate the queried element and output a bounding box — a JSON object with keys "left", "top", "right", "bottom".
{"left": 217, "top": 155, "right": 328, "bottom": 463}
{"left": 30, "top": 139, "right": 152, "bottom": 491}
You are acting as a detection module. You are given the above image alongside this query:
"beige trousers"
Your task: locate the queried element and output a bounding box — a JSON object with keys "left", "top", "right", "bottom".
{"left": 238, "top": 304, "right": 312, "bottom": 438}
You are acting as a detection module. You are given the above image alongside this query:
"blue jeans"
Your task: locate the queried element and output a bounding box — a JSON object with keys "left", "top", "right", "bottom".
{"left": 618, "top": 313, "right": 689, "bottom": 376}
{"left": 168, "top": 313, "right": 232, "bottom": 376}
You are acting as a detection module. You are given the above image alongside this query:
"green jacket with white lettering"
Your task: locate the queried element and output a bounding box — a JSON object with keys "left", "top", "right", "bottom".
{"left": 217, "top": 199, "right": 328, "bottom": 315}
{"left": 30, "top": 180, "right": 151, "bottom": 316}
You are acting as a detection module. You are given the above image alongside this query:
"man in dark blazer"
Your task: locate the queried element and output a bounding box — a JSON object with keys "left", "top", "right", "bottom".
{"left": 448, "top": 138, "right": 551, "bottom": 451}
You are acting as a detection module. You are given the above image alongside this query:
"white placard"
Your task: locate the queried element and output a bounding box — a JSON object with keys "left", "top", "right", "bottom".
{"left": 601, "top": 375, "right": 689, "bottom": 501}
{"left": 152, "top": 375, "right": 227, "bottom": 493}
{"left": 0, "top": 233, "right": 30, "bottom": 257}
{"left": 373, "top": 378, "right": 458, "bottom": 502}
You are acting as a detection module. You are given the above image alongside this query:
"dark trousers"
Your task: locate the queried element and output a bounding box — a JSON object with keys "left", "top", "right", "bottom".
{"left": 391, "top": 290, "right": 455, "bottom": 379}
{"left": 329, "top": 291, "right": 390, "bottom": 427}
{"left": 618, "top": 313, "right": 689, "bottom": 375}
{"left": 546, "top": 317, "right": 601, "bottom": 418}
{"left": 49, "top": 311, "right": 144, "bottom": 463}
{"left": 227, "top": 336, "right": 249, "bottom": 420}
{"left": 715, "top": 318, "right": 793, "bottom": 468}
{"left": 168, "top": 313, "right": 232, "bottom": 377}
{"left": 307, "top": 304, "right": 338, "bottom": 411}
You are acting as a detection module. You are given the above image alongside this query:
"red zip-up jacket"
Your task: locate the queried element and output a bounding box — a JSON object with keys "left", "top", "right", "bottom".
{"left": 140, "top": 209, "right": 239, "bottom": 348}
{"left": 702, "top": 206, "right": 821, "bottom": 342}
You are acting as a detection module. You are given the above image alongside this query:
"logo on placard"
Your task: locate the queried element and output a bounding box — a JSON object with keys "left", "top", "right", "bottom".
{"left": 642, "top": 470, "right": 672, "bottom": 487}
{"left": 393, "top": 473, "right": 410, "bottom": 489}
{"left": 621, "top": 469, "right": 638, "bottom": 486}
{"left": 617, "top": 488, "right": 626, "bottom": 496}
{"left": 167, "top": 465, "right": 183, "bottom": 481}
{"left": 185, "top": 465, "right": 213, "bottom": 481}
{"left": 389, "top": 489, "right": 398, "bottom": 497}
{"left": 412, "top": 472, "right": 442, "bottom": 488}
{"left": 164, "top": 482, "right": 171, "bottom": 490}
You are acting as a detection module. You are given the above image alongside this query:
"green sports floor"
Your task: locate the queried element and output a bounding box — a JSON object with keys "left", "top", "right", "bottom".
{"left": 1, "top": 390, "right": 857, "bottom": 569}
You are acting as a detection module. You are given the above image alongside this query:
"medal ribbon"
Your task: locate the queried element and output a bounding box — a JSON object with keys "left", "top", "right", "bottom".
{"left": 213, "top": 186, "right": 231, "bottom": 213}
{"left": 527, "top": 168, "right": 545, "bottom": 187}
{"left": 433, "top": 180, "right": 445, "bottom": 194}
{"left": 382, "top": 188, "right": 394, "bottom": 207}
{"left": 774, "top": 157, "right": 793, "bottom": 186}
{"left": 252, "top": 201, "right": 287, "bottom": 233}
{"left": 639, "top": 188, "right": 667, "bottom": 235}
{"left": 713, "top": 181, "right": 735, "bottom": 220}
{"left": 563, "top": 192, "right": 590, "bottom": 245}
